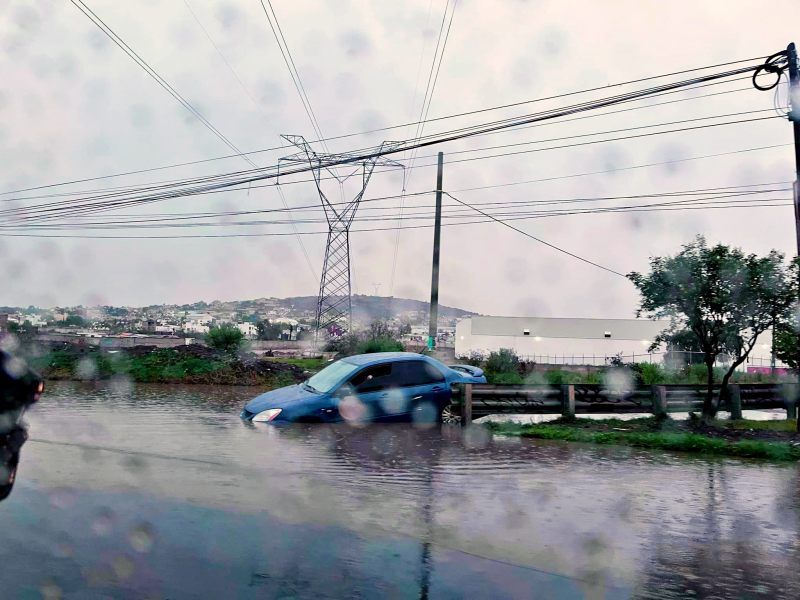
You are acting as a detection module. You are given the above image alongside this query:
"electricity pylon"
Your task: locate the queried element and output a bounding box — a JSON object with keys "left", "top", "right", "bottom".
{"left": 280, "top": 135, "right": 403, "bottom": 341}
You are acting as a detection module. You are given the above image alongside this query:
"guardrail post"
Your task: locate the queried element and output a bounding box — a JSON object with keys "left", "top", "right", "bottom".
{"left": 463, "top": 384, "right": 473, "bottom": 426}
{"left": 561, "top": 384, "right": 575, "bottom": 420}
{"left": 783, "top": 383, "right": 799, "bottom": 421}
{"left": 651, "top": 385, "right": 667, "bottom": 418}
{"left": 787, "top": 397, "right": 798, "bottom": 421}
{"left": 728, "top": 384, "right": 742, "bottom": 420}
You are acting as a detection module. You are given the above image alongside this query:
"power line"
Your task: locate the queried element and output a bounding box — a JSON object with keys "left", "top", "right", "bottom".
{"left": 0, "top": 61, "right": 761, "bottom": 197}
{"left": 392, "top": 0, "right": 458, "bottom": 297}
{"left": 5, "top": 112, "right": 782, "bottom": 226}
{"left": 69, "top": 0, "right": 252, "bottom": 165}
{"left": 4, "top": 90, "right": 762, "bottom": 207}
{"left": 2, "top": 132, "right": 789, "bottom": 228}
{"left": 69, "top": 0, "right": 319, "bottom": 282}
{"left": 1, "top": 61, "right": 781, "bottom": 231}
{"left": 258, "top": 0, "right": 328, "bottom": 153}
{"left": 3, "top": 196, "right": 789, "bottom": 239}
{"left": 6, "top": 184, "right": 782, "bottom": 228}
{"left": 6, "top": 193, "right": 789, "bottom": 231}
{"left": 182, "top": 0, "right": 268, "bottom": 119}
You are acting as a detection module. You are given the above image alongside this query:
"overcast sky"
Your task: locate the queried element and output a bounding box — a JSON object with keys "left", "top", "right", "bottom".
{"left": 1, "top": 0, "right": 798, "bottom": 317}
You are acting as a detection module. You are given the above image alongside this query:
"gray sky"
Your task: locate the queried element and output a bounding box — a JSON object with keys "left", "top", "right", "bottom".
{"left": 1, "top": 0, "right": 798, "bottom": 317}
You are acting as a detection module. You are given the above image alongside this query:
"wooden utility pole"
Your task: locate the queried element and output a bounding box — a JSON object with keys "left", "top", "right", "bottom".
{"left": 427, "top": 152, "right": 444, "bottom": 352}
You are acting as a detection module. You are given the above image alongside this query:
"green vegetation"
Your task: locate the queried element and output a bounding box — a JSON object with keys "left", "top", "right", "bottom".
{"left": 628, "top": 236, "right": 797, "bottom": 422}
{"left": 484, "top": 349, "right": 523, "bottom": 384}
{"left": 326, "top": 320, "right": 406, "bottom": 357}
{"left": 488, "top": 417, "right": 800, "bottom": 462}
{"left": 356, "top": 337, "right": 405, "bottom": 354}
{"left": 473, "top": 347, "right": 791, "bottom": 386}
{"left": 255, "top": 319, "right": 285, "bottom": 341}
{"left": 205, "top": 324, "right": 245, "bottom": 356}
{"left": 27, "top": 345, "right": 306, "bottom": 387}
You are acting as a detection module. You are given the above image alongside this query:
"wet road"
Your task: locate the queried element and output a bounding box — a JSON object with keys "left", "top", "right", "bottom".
{"left": 1, "top": 382, "right": 799, "bottom": 599}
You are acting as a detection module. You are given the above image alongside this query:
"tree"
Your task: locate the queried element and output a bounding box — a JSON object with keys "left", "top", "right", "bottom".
{"left": 255, "top": 320, "right": 284, "bottom": 341}
{"left": 367, "top": 320, "right": 393, "bottom": 340}
{"left": 63, "top": 315, "right": 87, "bottom": 327}
{"left": 205, "top": 324, "right": 244, "bottom": 356}
{"left": 628, "top": 236, "right": 796, "bottom": 422}
{"left": 774, "top": 315, "right": 800, "bottom": 372}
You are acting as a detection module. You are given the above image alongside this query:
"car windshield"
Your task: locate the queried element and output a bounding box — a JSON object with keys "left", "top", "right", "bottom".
{"left": 305, "top": 360, "right": 360, "bottom": 393}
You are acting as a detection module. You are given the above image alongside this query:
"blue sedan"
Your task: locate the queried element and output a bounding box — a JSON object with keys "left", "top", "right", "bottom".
{"left": 240, "top": 352, "right": 486, "bottom": 424}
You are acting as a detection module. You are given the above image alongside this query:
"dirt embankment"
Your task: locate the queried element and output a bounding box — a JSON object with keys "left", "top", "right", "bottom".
{"left": 32, "top": 343, "right": 309, "bottom": 387}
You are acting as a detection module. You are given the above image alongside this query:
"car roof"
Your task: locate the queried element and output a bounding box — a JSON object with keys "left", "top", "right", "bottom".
{"left": 342, "top": 352, "right": 434, "bottom": 366}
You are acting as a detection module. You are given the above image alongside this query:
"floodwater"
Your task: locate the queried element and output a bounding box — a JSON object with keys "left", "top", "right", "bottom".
{"left": 2, "top": 382, "right": 799, "bottom": 599}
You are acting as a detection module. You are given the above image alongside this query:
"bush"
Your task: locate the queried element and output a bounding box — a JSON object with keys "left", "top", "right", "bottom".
{"left": 460, "top": 351, "right": 485, "bottom": 367}
{"left": 545, "top": 369, "right": 583, "bottom": 385}
{"left": 491, "top": 371, "right": 524, "bottom": 384}
{"left": 356, "top": 337, "right": 405, "bottom": 354}
{"left": 205, "top": 324, "right": 244, "bottom": 356}
{"left": 485, "top": 348, "right": 520, "bottom": 374}
{"left": 631, "top": 362, "right": 666, "bottom": 385}
{"left": 325, "top": 334, "right": 360, "bottom": 356}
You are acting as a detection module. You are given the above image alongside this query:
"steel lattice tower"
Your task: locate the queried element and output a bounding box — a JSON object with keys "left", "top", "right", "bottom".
{"left": 280, "top": 135, "right": 402, "bottom": 339}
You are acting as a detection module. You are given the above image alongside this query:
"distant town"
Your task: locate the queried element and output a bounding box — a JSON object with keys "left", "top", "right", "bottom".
{"left": 0, "top": 295, "right": 475, "bottom": 349}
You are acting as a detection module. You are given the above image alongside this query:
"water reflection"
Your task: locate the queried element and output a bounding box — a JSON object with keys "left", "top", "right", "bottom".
{"left": 1, "top": 381, "right": 799, "bottom": 598}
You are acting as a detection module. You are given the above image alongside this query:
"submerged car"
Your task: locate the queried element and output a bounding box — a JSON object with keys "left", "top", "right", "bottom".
{"left": 240, "top": 352, "right": 485, "bottom": 424}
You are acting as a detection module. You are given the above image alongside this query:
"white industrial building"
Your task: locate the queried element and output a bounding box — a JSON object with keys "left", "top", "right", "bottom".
{"left": 456, "top": 316, "right": 669, "bottom": 365}
{"left": 455, "top": 316, "right": 782, "bottom": 368}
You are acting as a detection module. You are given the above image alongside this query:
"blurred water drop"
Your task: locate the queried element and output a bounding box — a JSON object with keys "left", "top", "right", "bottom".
{"left": 75, "top": 357, "right": 98, "bottom": 380}
{"left": 129, "top": 523, "right": 155, "bottom": 553}
{"left": 112, "top": 555, "right": 135, "bottom": 581}
{"left": 3, "top": 354, "right": 28, "bottom": 379}
{"left": 40, "top": 580, "right": 62, "bottom": 600}
{"left": 462, "top": 425, "right": 490, "bottom": 449}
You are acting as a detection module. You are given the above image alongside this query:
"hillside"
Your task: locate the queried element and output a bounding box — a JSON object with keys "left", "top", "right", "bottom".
{"left": 281, "top": 295, "right": 477, "bottom": 323}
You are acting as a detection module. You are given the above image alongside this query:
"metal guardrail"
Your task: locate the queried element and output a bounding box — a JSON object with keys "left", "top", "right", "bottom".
{"left": 455, "top": 383, "right": 800, "bottom": 425}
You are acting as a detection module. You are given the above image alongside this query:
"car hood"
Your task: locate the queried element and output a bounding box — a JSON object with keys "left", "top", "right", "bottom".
{"left": 244, "top": 384, "right": 319, "bottom": 414}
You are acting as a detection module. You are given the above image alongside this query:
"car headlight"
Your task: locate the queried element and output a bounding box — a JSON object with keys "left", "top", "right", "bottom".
{"left": 252, "top": 408, "right": 282, "bottom": 423}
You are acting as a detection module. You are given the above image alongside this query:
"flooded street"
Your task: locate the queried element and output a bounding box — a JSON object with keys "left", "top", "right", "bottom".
{"left": 2, "top": 382, "right": 799, "bottom": 599}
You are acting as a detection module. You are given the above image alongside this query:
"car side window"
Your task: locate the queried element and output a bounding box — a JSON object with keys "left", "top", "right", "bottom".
{"left": 349, "top": 363, "right": 393, "bottom": 393}
{"left": 395, "top": 361, "right": 445, "bottom": 386}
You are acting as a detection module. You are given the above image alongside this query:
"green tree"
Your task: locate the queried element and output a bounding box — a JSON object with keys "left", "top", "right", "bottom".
{"left": 63, "top": 315, "right": 87, "bottom": 327}
{"left": 628, "top": 236, "right": 796, "bottom": 422}
{"left": 775, "top": 315, "right": 800, "bottom": 372}
{"left": 205, "top": 324, "right": 245, "bottom": 356}
{"left": 255, "top": 319, "right": 284, "bottom": 341}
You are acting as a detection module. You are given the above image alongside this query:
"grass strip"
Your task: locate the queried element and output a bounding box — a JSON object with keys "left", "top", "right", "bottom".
{"left": 489, "top": 419, "right": 800, "bottom": 461}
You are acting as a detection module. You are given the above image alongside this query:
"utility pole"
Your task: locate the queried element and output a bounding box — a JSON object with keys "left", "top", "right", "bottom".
{"left": 427, "top": 152, "right": 444, "bottom": 352}
{"left": 788, "top": 43, "right": 800, "bottom": 256}
{"left": 787, "top": 42, "right": 800, "bottom": 432}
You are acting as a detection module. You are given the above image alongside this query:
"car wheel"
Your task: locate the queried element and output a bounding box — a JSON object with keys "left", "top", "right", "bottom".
{"left": 440, "top": 403, "right": 461, "bottom": 425}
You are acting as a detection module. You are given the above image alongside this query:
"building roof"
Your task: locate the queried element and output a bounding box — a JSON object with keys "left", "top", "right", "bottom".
{"left": 466, "top": 316, "right": 667, "bottom": 341}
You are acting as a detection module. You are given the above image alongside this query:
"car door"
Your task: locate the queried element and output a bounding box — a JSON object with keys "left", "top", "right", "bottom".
{"left": 346, "top": 362, "right": 395, "bottom": 422}
{"left": 393, "top": 360, "right": 450, "bottom": 422}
